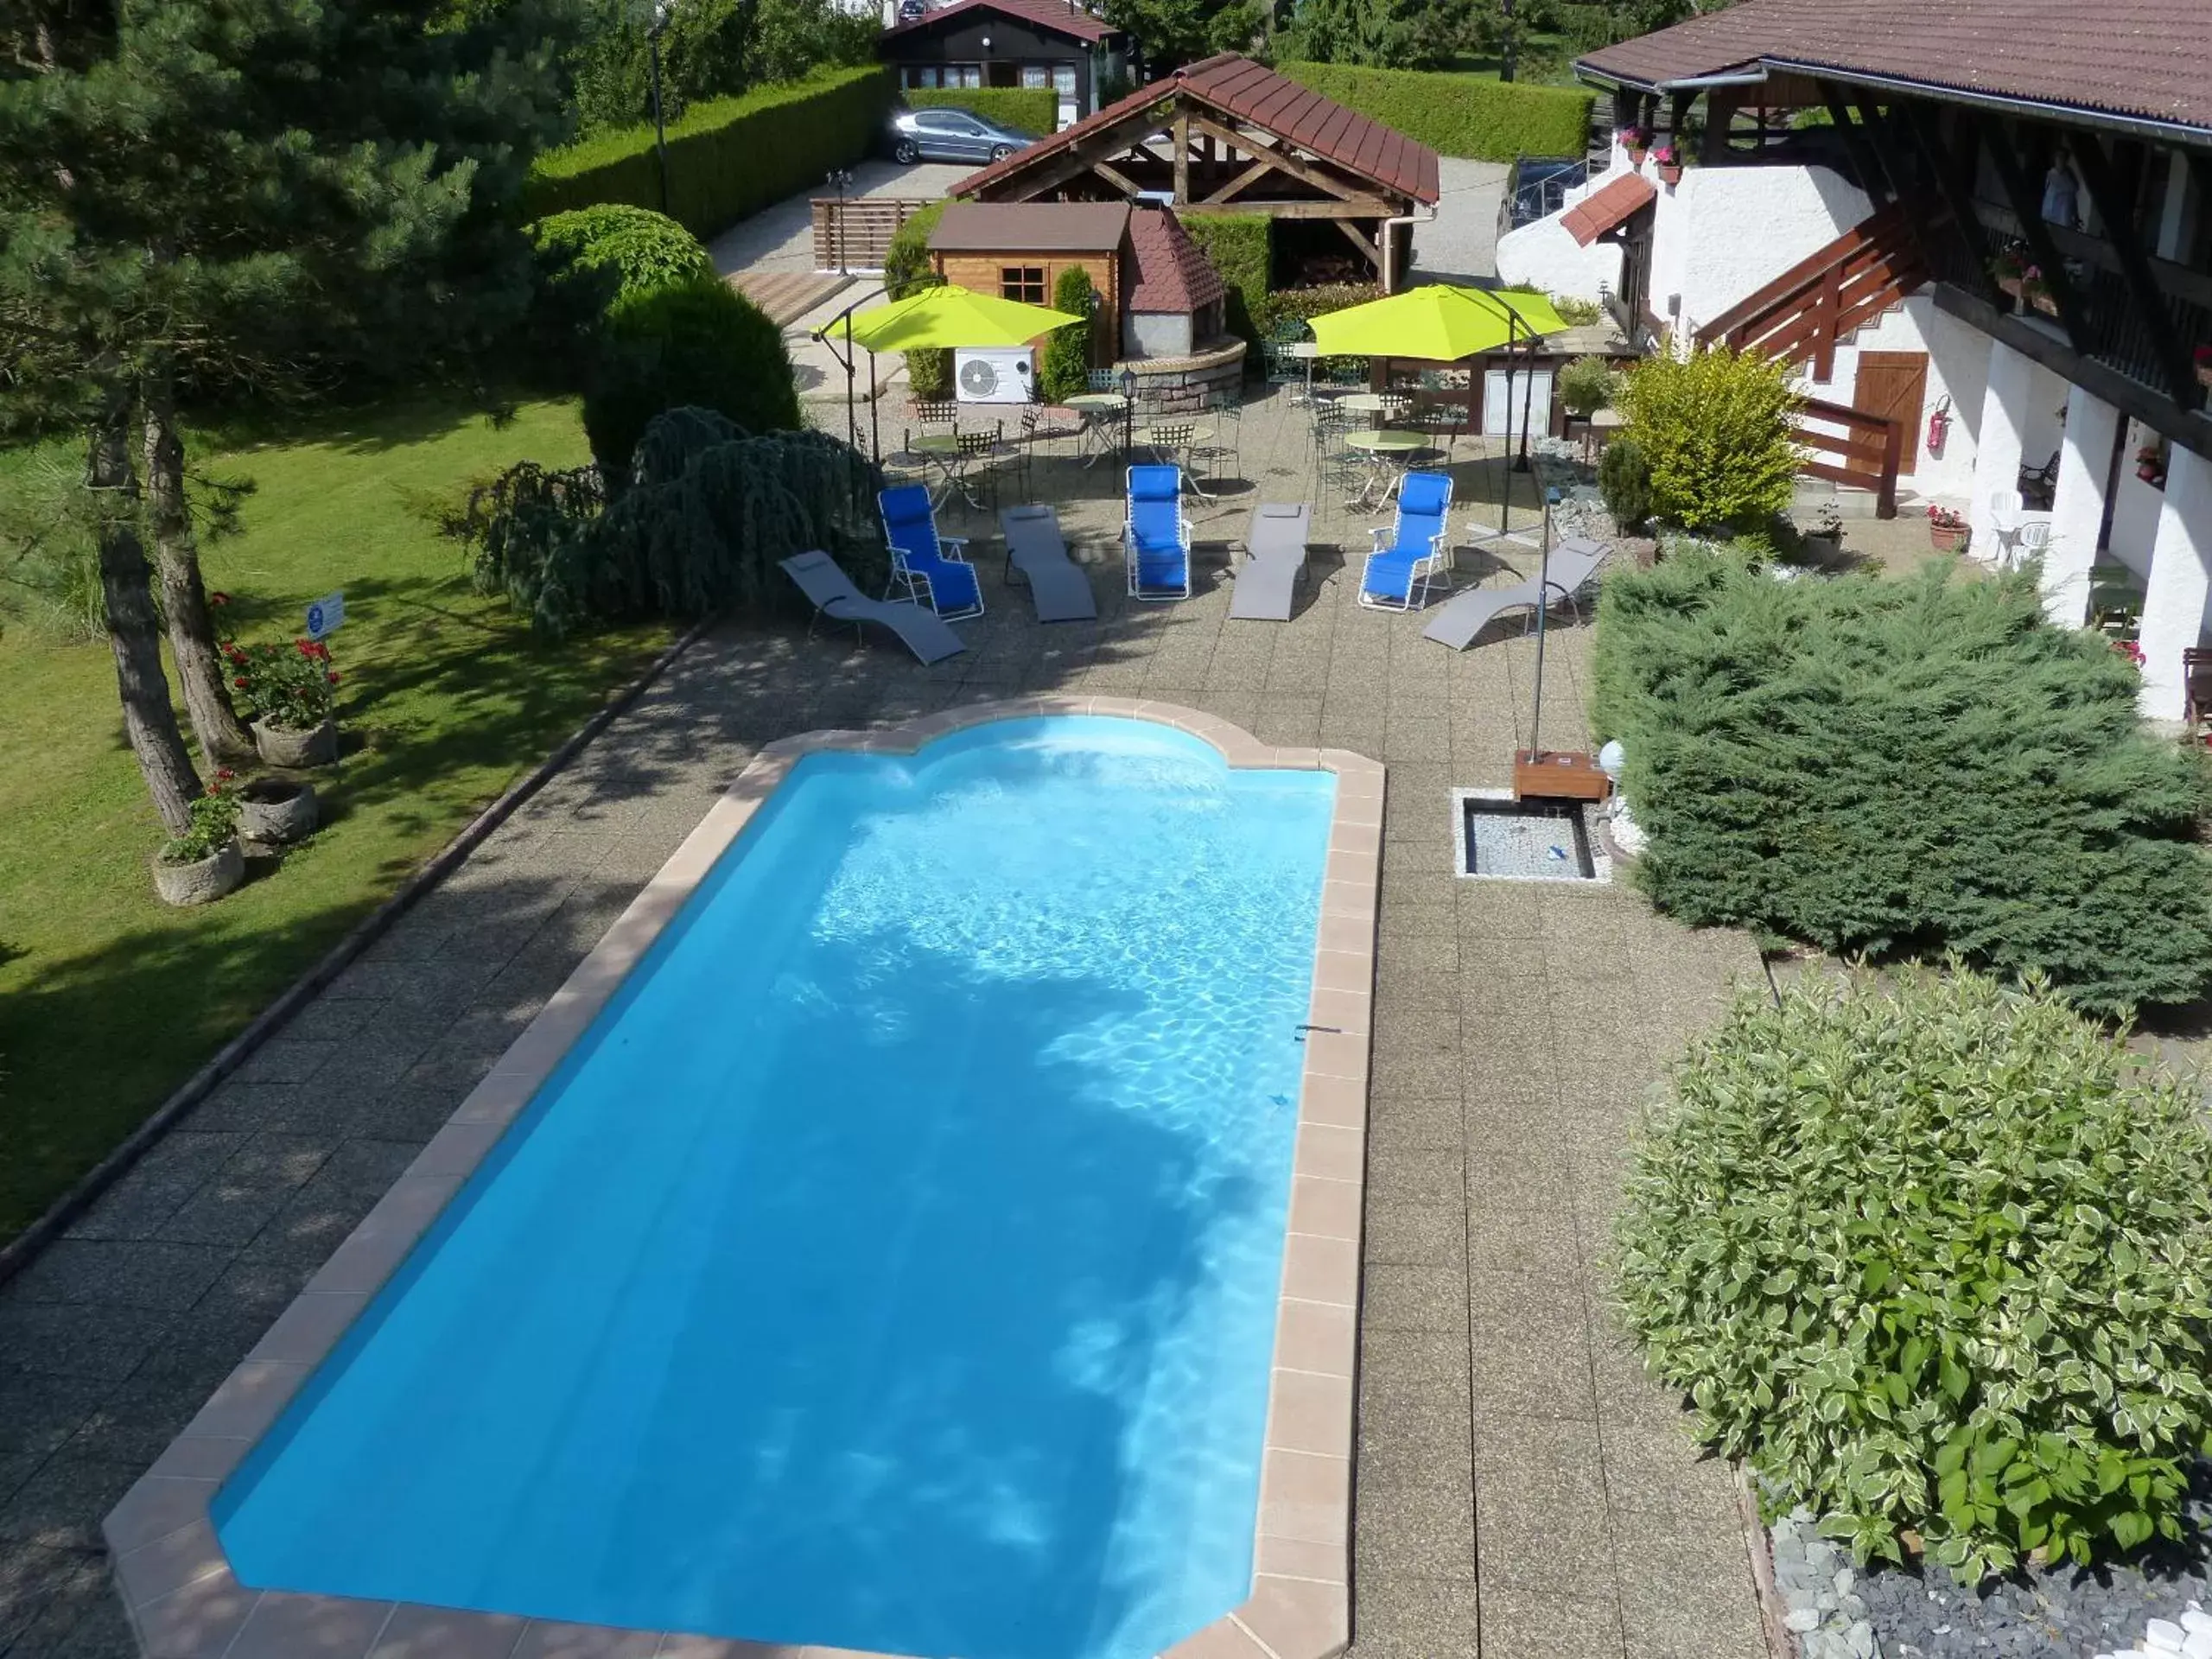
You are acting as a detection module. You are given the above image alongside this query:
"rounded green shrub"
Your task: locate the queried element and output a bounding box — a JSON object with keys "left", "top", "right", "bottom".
{"left": 582, "top": 276, "right": 798, "bottom": 483}
{"left": 1615, "top": 965, "right": 2212, "bottom": 1582}
{"left": 1614, "top": 344, "right": 1801, "bottom": 532}
{"left": 1598, "top": 435, "right": 1651, "bottom": 529}
{"left": 533, "top": 205, "right": 715, "bottom": 305}
{"left": 1556, "top": 353, "right": 1617, "bottom": 417}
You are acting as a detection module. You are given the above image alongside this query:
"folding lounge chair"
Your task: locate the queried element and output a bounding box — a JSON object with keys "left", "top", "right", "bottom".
{"left": 878, "top": 483, "right": 984, "bottom": 620}
{"left": 1125, "top": 465, "right": 1192, "bottom": 601}
{"left": 1421, "top": 537, "right": 1609, "bottom": 651}
{"left": 1359, "top": 471, "right": 1453, "bottom": 611}
{"left": 999, "top": 505, "right": 1096, "bottom": 622}
{"left": 779, "top": 551, "right": 967, "bottom": 664}
{"left": 1230, "top": 502, "right": 1312, "bottom": 622}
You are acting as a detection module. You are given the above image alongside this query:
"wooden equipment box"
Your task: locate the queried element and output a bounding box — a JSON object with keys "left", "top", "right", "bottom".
{"left": 1513, "top": 748, "right": 1611, "bottom": 803}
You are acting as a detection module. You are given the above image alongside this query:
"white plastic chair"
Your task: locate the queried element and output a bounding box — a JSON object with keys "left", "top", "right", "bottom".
{"left": 2012, "top": 518, "right": 2051, "bottom": 570}
{"left": 1986, "top": 488, "right": 2024, "bottom": 563}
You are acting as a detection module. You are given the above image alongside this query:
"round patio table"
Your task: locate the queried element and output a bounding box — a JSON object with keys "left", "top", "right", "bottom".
{"left": 1065, "top": 391, "right": 1130, "bottom": 467}
{"left": 1344, "top": 427, "right": 1427, "bottom": 511}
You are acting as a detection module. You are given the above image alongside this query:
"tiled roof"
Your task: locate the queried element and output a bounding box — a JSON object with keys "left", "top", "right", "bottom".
{"left": 1124, "top": 207, "right": 1226, "bottom": 312}
{"left": 1560, "top": 172, "right": 1656, "bottom": 247}
{"left": 1577, "top": 0, "right": 2212, "bottom": 134}
{"left": 880, "top": 0, "right": 1117, "bottom": 46}
{"left": 953, "top": 53, "right": 1440, "bottom": 205}
{"left": 929, "top": 201, "right": 1131, "bottom": 251}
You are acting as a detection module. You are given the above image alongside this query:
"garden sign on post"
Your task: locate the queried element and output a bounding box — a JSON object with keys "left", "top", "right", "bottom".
{"left": 305, "top": 591, "right": 345, "bottom": 640}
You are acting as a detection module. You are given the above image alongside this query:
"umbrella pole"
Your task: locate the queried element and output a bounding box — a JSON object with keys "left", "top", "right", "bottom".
{"left": 869, "top": 352, "right": 880, "bottom": 465}
{"left": 1529, "top": 483, "right": 1554, "bottom": 761}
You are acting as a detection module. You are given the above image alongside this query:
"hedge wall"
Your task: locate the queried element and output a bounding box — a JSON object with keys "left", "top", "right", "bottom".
{"left": 1275, "top": 61, "right": 1591, "bottom": 162}
{"left": 1591, "top": 550, "right": 2212, "bottom": 1014}
{"left": 905, "top": 86, "right": 1057, "bottom": 139}
{"left": 526, "top": 66, "right": 894, "bottom": 237}
{"left": 1179, "top": 211, "right": 1270, "bottom": 348}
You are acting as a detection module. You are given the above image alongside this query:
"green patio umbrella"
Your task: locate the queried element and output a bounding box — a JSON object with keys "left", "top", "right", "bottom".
{"left": 847, "top": 283, "right": 1084, "bottom": 353}
{"left": 1306, "top": 284, "right": 1567, "bottom": 360}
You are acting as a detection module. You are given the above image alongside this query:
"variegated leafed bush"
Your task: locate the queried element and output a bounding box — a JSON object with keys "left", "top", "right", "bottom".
{"left": 1614, "top": 965, "right": 2212, "bottom": 1583}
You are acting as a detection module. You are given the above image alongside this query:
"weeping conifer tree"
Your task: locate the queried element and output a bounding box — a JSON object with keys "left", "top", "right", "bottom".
{"left": 465, "top": 407, "right": 886, "bottom": 638}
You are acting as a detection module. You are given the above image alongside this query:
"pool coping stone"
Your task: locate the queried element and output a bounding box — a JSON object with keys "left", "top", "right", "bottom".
{"left": 107, "top": 696, "right": 1382, "bottom": 1659}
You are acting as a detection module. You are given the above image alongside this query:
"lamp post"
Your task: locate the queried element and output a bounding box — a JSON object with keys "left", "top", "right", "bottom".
{"left": 648, "top": 0, "right": 674, "bottom": 215}
{"left": 1120, "top": 365, "right": 1137, "bottom": 467}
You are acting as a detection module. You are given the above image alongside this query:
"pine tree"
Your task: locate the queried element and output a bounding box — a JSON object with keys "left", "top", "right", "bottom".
{"left": 1, "top": 0, "right": 570, "bottom": 810}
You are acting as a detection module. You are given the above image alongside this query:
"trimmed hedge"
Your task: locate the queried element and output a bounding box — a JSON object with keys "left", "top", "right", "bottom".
{"left": 1592, "top": 550, "right": 2212, "bottom": 1013}
{"left": 905, "top": 86, "right": 1057, "bottom": 140}
{"left": 526, "top": 66, "right": 894, "bottom": 237}
{"left": 1180, "top": 211, "right": 1270, "bottom": 348}
{"left": 1275, "top": 61, "right": 1592, "bottom": 162}
{"left": 582, "top": 278, "right": 800, "bottom": 482}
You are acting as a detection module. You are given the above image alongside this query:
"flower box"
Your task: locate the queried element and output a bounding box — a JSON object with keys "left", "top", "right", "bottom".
{"left": 154, "top": 839, "right": 244, "bottom": 906}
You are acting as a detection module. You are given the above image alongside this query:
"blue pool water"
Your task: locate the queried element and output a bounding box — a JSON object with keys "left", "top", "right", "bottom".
{"left": 216, "top": 717, "right": 1336, "bottom": 1659}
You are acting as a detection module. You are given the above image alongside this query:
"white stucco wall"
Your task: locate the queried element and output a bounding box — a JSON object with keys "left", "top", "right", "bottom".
{"left": 1805, "top": 297, "right": 1993, "bottom": 496}
{"left": 2110, "top": 423, "right": 2167, "bottom": 576}
{"left": 1650, "top": 163, "right": 1870, "bottom": 340}
{"left": 1494, "top": 163, "right": 1624, "bottom": 302}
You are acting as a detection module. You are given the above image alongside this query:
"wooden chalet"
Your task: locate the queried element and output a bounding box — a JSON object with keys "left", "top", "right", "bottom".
{"left": 950, "top": 53, "right": 1441, "bottom": 291}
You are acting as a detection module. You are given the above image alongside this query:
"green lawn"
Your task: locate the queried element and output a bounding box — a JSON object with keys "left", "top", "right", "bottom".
{"left": 0, "top": 397, "right": 667, "bottom": 1241}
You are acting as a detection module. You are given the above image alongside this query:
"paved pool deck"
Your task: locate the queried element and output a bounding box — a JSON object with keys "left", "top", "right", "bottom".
{"left": 0, "top": 387, "right": 1769, "bottom": 1658}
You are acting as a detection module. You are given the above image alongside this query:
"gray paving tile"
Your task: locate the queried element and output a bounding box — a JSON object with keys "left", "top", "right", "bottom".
{"left": 0, "top": 1453, "right": 139, "bottom": 1549}
{"left": 1353, "top": 1468, "right": 1475, "bottom": 1583}
{"left": 154, "top": 1137, "right": 334, "bottom": 1249}
{"left": 1475, "top": 1584, "right": 1625, "bottom": 1659}
{"left": 1362, "top": 1263, "right": 1471, "bottom": 1334}
{"left": 0, "top": 1303, "right": 177, "bottom": 1384}
{"left": 1363, "top": 1201, "right": 1465, "bottom": 1268}
{"left": 8, "top": 1243, "right": 230, "bottom": 1313}
{"left": 1343, "top": 1568, "right": 1478, "bottom": 1659}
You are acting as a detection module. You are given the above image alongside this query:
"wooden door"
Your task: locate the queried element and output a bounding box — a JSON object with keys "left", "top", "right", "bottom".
{"left": 1856, "top": 350, "right": 1929, "bottom": 468}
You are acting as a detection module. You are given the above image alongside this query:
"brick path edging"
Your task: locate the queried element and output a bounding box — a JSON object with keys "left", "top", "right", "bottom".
{"left": 0, "top": 620, "right": 710, "bottom": 1291}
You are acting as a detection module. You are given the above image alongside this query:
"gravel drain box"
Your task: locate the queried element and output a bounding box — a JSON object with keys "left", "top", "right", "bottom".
{"left": 1454, "top": 788, "right": 1611, "bottom": 883}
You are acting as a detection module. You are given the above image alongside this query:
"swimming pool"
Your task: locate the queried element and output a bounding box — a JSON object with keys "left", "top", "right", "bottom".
{"left": 209, "top": 714, "right": 1346, "bottom": 1659}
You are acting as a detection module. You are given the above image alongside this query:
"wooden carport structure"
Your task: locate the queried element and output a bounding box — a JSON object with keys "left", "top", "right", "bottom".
{"left": 951, "top": 54, "right": 1441, "bottom": 291}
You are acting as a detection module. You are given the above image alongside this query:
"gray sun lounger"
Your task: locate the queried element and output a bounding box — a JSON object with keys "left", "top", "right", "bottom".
{"left": 1421, "top": 537, "right": 1609, "bottom": 651}
{"left": 999, "top": 505, "right": 1096, "bottom": 622}
{"left": 780, "top": 550, "right": 967, "bottom": 664}
{"left": 1230, "top": 502, "right": 1312, "bottom": 621}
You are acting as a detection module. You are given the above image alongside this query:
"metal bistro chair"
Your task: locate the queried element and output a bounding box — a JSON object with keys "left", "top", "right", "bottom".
{"left": 1203, "top": 389, "right": 1243, "bottom": 477}
{"left": 1087, "top": 369, "right": 1119, "bottom": 394}
{"left": 952, "top": 423, "right": 1006, "bottom": 518}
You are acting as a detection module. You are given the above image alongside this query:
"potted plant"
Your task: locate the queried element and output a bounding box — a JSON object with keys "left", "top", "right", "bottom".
{"left": 226, "top": 636, "right": 340, "bottom": 766}
{"left": 2138, "top": 442, "right": 2167, "bottom": 488}
{"left": 1651, "top": 143, "right": 1682, "bottom": 186}
{"left": 2018, "top": 264, "right": 2058, "bottom": 316}
{"left": 153, "top": 777, "right": 245, "bottom": 906}
{"left": 1619, "top": 124, "right": 1650, "bottom": 166}
{"left": 239, "top": 775, "right": 321, "bottom": 843}
{"left": 1801, "top": 500, "right": 1844, "bottom": 562}
{"left": 1989, "top": 245, "right": 2027, "bottom": 305}
{"left": 1927, "top": 504, "right": 1970, "bottom": 553}
{"left": 2196, "top": 345, "right": 2212, "bottom": 392}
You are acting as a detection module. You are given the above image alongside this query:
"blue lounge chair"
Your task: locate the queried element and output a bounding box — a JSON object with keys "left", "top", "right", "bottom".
{"left": 1359, "top": 471, "right": 1453, "bottom": 612}
{"left": 1125, "top": 465, "right": 1192, "bottom": 601}
{"left": 879, "top": 483, "right": 984, "bottom": 620}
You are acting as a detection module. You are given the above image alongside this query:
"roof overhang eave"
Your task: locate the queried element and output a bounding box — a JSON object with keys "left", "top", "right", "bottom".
{"left": 1572, "top": 57, "right": 1765, "bottom": 93}
{"left": 1755, "top": 57, "right": 2212, "bottom": 148}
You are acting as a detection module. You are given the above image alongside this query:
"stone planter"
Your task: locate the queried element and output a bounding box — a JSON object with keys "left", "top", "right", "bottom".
{"left": 239, "top": 778, "right": 319, "bottom": 844}
{"left": 253, "top": 716, "right": 337, "bottom": 768}
{"left": 153, "top": 839, "right": 245, "bottom": 906}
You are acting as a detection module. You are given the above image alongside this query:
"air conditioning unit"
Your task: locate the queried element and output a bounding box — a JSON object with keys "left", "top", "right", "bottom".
{"left": 955, "top": 347, "right": 1034, "bottom": 404}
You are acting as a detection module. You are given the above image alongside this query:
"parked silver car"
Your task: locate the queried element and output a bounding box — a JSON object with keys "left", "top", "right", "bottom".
{"left": 887, "top": 105, "right": 1035, "bottom": 166}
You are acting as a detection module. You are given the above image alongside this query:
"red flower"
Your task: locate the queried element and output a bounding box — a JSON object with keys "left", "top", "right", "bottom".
{"left": 208, "top": 591, "right": 230, "bottom": 606}
{"left": 233, "top": 676, "right": 250, "bottom": 687}
{"left": 215, "top": 767, "right": 236, "bottom": 781}
{"left": 327, "top": 671, "right": 340, "bottom": 684}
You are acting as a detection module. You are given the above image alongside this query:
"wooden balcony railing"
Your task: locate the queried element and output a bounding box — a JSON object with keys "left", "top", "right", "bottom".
{"left": 1793, "top": 397, "right": 1904, "bottom": 518}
